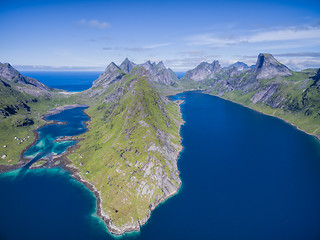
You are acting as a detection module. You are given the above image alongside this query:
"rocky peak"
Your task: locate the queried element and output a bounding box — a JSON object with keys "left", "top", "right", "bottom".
{"left": 184, "top": 60, "right": 222, "bottom": 81}
{"left": 119, "top": 58, "right": 137, "bottom": 73}
{"left": 140, "top": 61, "right": 177, "bottom": 85}
{"left": 0, "top": 63, "right": 51, "bottom": 95}
{"left": 157, "top": 61, "right": 166, "bottom": 70}
{"left": 92, "top": 62, "right": 124, "bottom": 88}
{"left": 253, "top": 53, "right": 292, "bottom": 79}
{"left": 227, "top": 61, "right": 250, "bottom": 71}
{"left": 0, "top": 62, "right": 28, "bottom": 84}
{"left": 106, "top": 62, "right": 121, "bottom": 72}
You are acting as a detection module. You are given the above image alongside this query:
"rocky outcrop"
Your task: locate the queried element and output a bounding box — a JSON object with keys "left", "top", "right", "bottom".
{"left": 253, "top": 53, "right": 292, "bottom": 79}
{"left": 184, "top": 60, "right": 222, "bottom": 81}
{"left": 140, "top": 60, "right": 178, "bottom": 85}
{"left": 92, "top": 62, "right": 125, "bottom": 89}
{"left": 119, "top": 58, "right": 137, "bottom": 74}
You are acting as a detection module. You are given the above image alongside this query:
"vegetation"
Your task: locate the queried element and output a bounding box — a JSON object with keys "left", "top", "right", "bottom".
{"left": 67, "top": 70, "right": 183, "bottom": 231}
{"left": 205, "top": 69, "right": 320, "bottom": 138}
{"left": 0, "top": 93, "right": 81, "bottom": 165}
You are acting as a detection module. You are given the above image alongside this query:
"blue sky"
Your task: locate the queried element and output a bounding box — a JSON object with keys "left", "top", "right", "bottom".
{"left": 0, "top": 0, "right": 320, "bottom": 71}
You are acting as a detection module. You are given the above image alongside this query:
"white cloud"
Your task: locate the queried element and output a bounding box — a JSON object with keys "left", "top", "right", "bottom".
{"left": 247, "top": 27, "right": 320, "bottom": 43}
{"left": 77, "top": 19, "right": 111, "bottom": 29}
{"left": 279, "top": 57, "right": 320, "bottom": 71}
{"left": 187, "top": 25, "right": 320, "bottom": 46}
{"left": 143, "top": 43, "right": 171, "bottom": 49}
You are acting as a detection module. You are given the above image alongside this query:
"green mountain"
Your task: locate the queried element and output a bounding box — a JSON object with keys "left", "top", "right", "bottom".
{"left": 68, "top": 64, "right": 183, "bottom": 234}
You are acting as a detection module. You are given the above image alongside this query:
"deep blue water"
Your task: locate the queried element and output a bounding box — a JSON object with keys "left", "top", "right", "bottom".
{"left": 21, "top": 71, "right": 101, "bottom": 92}
{"left": 1, "top": 91, "right": 320, "bottom": 239}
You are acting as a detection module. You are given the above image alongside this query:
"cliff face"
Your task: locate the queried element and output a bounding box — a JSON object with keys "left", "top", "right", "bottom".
{"left": 184, "top": 60, "right": 222, "bottom": 81}
{"left": 253, "top": 53, "right": 292, "bottom": 79}
{"left": 74, "top": 64, "right": 183, "bottom": 234}
{"left": 140, "top": 60, "right": 178, "bottom": 85}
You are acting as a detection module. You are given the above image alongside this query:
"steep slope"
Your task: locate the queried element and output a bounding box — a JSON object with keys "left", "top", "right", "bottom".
{"left": 0, "top": 62, "right": 52, "bottom": 95}
{"left": 253, "top": 53, "right": 292, "bottom": 79}
{"left": 183, "top": 60, "right": 222, "bottom": 82}
{"left": 226, "top": 61, "right": 250, "bottom": 71}
{"left": 140, "top": 60, "right": 178, "bottom": 85}
{"left": 69, "top": 66, "right": 183, "bottom": 234}
{"left": 119, "top": 58, "right": 137, "bottom": 74}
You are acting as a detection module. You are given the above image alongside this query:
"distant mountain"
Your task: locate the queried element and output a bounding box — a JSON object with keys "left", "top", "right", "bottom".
{"left": 226, "top": 61, "right": 250, "bottom": 71}
{"left": 92, "top": 62, "right": 125, "bottom": 89}
{"left": 0, "top": 63, "right": 52, "bottom": 94}
{"left": 0, "top": 63, "right": 54, "bottom": 117}
{"left": 140, "top": 60, "right": 178, "bottom": 85}
{"left": 253, "top": 53, "right": 292, "bottom": 79}
{"left": 92, "top": 59, "right": 178, "bottom": 90}
{"left": 119, "top": 58, "right": 137, "bottom": 74}
{"left": 184, "top": 60, "right": 222, "bottom": 81}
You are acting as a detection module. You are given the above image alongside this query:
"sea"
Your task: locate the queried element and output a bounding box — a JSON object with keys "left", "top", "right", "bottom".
{"left": 21, "top": 71, "right": 101, "bottom": 92}
{"left": 1, "top": 72, "right": 320, "bottom": 239}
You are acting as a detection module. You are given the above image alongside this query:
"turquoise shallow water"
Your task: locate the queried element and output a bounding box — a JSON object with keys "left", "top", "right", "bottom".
{"left": 23, "top": 106, "right": 89, "bottom": 166}
{"left": 1, "top": 91, "right": 320, "bottom": 239}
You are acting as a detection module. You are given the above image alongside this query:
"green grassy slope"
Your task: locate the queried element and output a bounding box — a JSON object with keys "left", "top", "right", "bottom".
{"left": 67, "top": 71, "right": 183, "bottom": 232}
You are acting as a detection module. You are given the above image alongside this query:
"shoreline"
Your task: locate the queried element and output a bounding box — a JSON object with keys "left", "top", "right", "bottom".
{"left": 0, "top": 104, "right": 88, "bottom": 172}
{"left": 203, "top": 91, "right": 320, "bottom": 143}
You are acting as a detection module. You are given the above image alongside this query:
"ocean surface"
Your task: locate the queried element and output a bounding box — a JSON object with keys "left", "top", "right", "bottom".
{"left": 1, "top": 91, "right": 320, "bottom": 239}
{"left": 21, "top": 71, "right": 101, "bottom": 92}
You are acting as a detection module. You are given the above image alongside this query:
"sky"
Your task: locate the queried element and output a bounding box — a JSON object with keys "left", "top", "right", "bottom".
{"left": 0, "top": 0, "right": 320, "bottom": 71}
